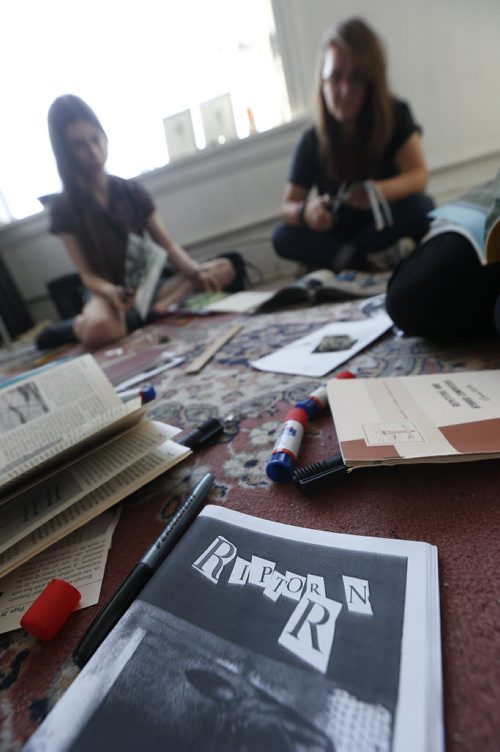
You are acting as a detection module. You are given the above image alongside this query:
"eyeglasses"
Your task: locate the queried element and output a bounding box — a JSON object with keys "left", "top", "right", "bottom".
{"left": 322, "top": 71, "right": 367, "bottom": 88}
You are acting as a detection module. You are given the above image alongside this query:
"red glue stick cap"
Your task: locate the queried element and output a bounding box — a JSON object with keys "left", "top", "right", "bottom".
{"left": 21, "top": 579, "right": 81, "bottom": 641}
{"left": 283, "top": 406, "right": 309, "bottom": 425}
{"left": 336, "top": 370, "right": 356, "bottom": 379}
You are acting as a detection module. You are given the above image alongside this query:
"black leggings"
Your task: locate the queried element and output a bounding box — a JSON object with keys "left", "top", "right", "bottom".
{"left": 385, "top": 232, "right": 500, "bottom": 340}
{"left": 272, "top": 192, "right": 434, "bottom": 269}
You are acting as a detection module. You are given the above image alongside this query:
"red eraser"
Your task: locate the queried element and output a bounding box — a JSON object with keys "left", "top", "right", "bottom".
{"left": 336, "top": 370, "right": 356, "bottom": 379}
{"left": 21, "top": 579, "right": 81, "bottom": 641}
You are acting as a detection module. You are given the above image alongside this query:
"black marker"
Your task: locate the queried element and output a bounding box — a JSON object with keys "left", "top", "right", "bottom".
{"left": 179, "top": 417, "right": 225, "bottom": 450}
{"left": 73, "top": 472, "right": 214, "bottom": 668}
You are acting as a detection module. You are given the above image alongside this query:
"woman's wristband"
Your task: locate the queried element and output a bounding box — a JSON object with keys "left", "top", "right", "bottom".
{"left": 296, "top": 201, "right": 307, "bottom": 226}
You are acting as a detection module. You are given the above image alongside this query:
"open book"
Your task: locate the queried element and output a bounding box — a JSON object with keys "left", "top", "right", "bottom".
{"left": 427, "top": 170, "right": 500, "bottom": 264}
{"left": 327, "top": 368, "right": 500, "bottom": 469}
{"left": 25, "top": 505, "right": 443, "bottom": 752}
{"left": 0, "top": 354, "right": 191, "bottom": 578}
{"left": 125, "top": 233, "right": 168, "bottom": 320}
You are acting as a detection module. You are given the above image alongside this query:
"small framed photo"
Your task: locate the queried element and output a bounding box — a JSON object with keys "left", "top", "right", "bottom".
{"left": 163, "top": 110, "right": 197, "bottom": 162}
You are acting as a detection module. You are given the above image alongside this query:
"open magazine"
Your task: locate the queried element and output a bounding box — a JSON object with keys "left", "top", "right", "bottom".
{"left": 25, "top": 505, "right": 443, "bottom": 752}
{"left": 327, "top": 368, "right": 500, "bottom": 468}
{"left": 202, "top": 268, "right": 392, "bottom": 315}
{"left": 124, "top": 233, "right": 168, "bottom": 320}
{"left": 0, "top": 355, "right": 190, "bottom": 578}
{"left": 427, "top": 170, "right": 500, "bottom": 264}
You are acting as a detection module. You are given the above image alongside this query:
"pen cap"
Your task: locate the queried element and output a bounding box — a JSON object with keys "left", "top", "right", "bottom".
{"left": 139, "top": 385, "right": 156, "bottom": 404}
{"left": 21, "top": 578, "right": 81, "bottom": 641}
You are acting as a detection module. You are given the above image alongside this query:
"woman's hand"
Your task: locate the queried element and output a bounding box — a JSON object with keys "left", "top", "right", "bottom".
{"left": 105, "top": 284, "right": 136, "bottom": 313}
{"left": 303, "top": 195, "right": 335, "bottom": 232}
{"left": 191, "top": 262, "right": 223, "bottom": 292}
{"left": 344, "top": 184, "right": 371, "bottom": 210}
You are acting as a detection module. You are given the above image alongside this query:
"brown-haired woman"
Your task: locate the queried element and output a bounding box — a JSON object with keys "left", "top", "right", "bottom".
{"left": 46, "top": 94, "right": 237, "bottom": 350}
{"left": 272, "top": 17, "right": 434, "bottom": 272}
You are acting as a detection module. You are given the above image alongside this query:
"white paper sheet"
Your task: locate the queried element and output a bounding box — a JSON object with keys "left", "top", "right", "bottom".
{"left": 250, "top": 306, "right": 392, "bottom": 377}
{"left": 0, "top": 510, "right": 120, "bottom": 634}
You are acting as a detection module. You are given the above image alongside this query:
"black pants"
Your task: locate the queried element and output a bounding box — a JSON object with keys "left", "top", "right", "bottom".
{"left": 272, "top": 192, "right": 434, "bottom": 269}
{"left": 385, "top": 232, "right": 500, "bottom": 340}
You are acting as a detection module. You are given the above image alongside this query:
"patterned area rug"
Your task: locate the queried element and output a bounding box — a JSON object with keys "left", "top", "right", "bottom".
{"left": 2, "top": 299, "right": 500, "bottom": 751}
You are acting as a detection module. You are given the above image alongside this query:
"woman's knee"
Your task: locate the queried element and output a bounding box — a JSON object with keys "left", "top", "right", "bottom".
{"left": 494, "top": 295, "right": 500, "bottom": 337}
{"left": 272, "top": 224, "right": 305, "bottom": 262}
{"left": 75, "top": 311, "right": 126, "bottom": 350}
{"left": 385, "top": 233, "right": 484, "bottom": 338}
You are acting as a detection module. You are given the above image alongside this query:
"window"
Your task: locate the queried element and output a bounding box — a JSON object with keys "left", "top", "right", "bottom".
{"left": 0, "top": 0, "right": 291, "bottom": 223}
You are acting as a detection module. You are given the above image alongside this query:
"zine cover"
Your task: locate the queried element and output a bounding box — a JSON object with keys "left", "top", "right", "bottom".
{"left": 25, "top": 507, "right": 442, "bottom": 752}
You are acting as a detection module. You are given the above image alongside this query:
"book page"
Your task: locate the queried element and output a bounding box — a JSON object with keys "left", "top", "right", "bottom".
{"left": 0, "top": 420, "right": 180, "bottom": 553}
{"left": 484, "top": 170, "right": 500, "bottom": 263}
{"left": 203, "top": 290, "right": 276, "bottom": 314}
{"left": 0, "top": 355, "right": 141, "bottom": 494}
{"left": 427, "top": 178, "right": 498, "bottom": 264}
{"left": 427, "top": 208, "right": 486, "bottom": 262}
{"left": 0, "top": 510, "right": 120, "bottom": 634}
{"left": 0, "top": 438, "right": 191, "bottom": 578}
{"left": 328, "top": 369, "right": 500, "bottom": 466}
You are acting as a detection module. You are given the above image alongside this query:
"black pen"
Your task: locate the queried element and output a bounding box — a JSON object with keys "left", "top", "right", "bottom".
{"left": 73, "top": 472, "right": 214, "bottom": 668}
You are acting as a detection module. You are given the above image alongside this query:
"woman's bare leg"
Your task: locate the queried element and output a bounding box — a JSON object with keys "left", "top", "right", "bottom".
{"left": 74, "top": 296, "right": 127, "bottom": 350}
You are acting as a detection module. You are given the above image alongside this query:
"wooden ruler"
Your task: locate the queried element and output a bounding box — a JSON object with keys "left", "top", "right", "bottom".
{"left": 185, "top": 323, "right": 244, "bottom": 375}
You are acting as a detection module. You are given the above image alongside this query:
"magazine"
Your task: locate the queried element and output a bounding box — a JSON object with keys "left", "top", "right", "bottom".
{"left": 327, "top": 368, "right": 500, "bottom": 468}
{"left": 124, "top": 233, "right": 168, "bottom": 320}
{"left": 427, "top": 170, "right": 500, "bottom": 264}
{"left": 24, "top": 505, "right": 443, "bottom": 752}
{"left": 0, "top": 354, "right": 190, "bottom": 577}
{"left": 202, "top": 269, "right": 392, "bottom": 315}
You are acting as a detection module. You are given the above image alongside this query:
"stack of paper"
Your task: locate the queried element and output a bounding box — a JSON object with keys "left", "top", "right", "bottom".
{"left": 25, "top": 505, "right": 444, "bottom": 751}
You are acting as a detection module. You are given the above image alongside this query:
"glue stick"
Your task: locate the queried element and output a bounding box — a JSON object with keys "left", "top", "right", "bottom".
{"left": 295, "top": 385, "right": 328, "bottom": 420}
{"left": 266, "top": 406, "right": 308, "bottom": 483}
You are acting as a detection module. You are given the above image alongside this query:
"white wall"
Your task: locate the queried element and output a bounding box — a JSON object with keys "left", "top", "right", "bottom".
{"left": 273, "top": 0, "right": 500, "bottom": 167}
{"left": 1, "top": 0, "right": 500, "bottom": 324}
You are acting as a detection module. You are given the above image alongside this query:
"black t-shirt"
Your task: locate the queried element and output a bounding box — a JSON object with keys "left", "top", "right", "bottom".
{"left": 289, "top": 99, "right": 421, "bottom": 195}
{"left": 49, "top": 175, "right": 155, "bottom": 237}
{"left": 49, "top": 175, "right": 156, "bottom": 285}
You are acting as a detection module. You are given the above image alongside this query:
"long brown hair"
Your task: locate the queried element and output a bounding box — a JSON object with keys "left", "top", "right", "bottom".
{"left": 48, "top": 95, "right": 125, "bottom": 284}
{"left": 315, "top": 17, "right": 393, "bottom": 190}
